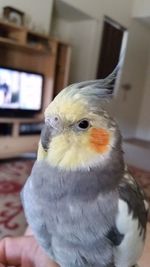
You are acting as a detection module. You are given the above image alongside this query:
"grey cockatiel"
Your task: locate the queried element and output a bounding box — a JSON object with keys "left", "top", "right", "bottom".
{"left": 21, "top": 65, "right": 148, "bottom": 267}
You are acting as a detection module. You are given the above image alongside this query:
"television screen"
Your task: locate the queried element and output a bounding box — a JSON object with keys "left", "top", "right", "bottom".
{"left": 0, "top": 67, "right": 43, "bottom": 112}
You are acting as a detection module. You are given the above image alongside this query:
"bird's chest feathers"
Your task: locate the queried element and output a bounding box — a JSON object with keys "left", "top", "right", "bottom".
{"left": 24, "top": 160, "right": 121, "bottom": 249}
{"left": 44, "top": 188, "right": 118, "bottom": 242}
{"left": 32, "top": 166, "right": 117, "bottom": 231}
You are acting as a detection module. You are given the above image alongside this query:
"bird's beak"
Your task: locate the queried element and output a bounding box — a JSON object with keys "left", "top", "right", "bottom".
{"left": 45, "top": 115, "right": 63, "bottom": 133}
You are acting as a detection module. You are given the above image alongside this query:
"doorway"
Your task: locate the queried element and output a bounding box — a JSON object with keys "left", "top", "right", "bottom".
{"left": 96, "top": 16, "right": 127, "bottom": 81}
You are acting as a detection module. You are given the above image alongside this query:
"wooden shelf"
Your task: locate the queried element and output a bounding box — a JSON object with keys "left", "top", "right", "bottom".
{"left": 0, "top": 36, "right": 51, "bottom": 53}
{"left": 0, "top": 19, "right": 52, "bottom": 52}
{"left": 0, "top": 117, "right": 44, "bottom": 124}
{"left": 0, "top": 135, "right": 40, "bottom": 159}
{"left": 27, "top": 30, "right": 50, "bottom": 40}
{"left": 0, "top": 19, "right": 26, "bottom": 31}
{"left": 0, "top": 19, "right": 26, "bottom": 44}
{"left": 0, "top": 36, "right": 18, "bottom": 45}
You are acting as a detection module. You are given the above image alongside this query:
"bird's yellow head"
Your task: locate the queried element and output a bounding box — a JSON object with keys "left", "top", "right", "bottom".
{"left": 39, "top": 69, "right": 122, "bottom": 171}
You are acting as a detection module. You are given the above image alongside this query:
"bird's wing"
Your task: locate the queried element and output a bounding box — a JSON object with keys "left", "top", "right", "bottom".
{"left": 107, "top": 170, "right": 148, "bottom": 267}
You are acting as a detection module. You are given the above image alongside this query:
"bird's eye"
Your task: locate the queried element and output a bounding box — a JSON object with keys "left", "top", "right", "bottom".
{"left": 77, "top": 120, "right": 90, "bottom": 130}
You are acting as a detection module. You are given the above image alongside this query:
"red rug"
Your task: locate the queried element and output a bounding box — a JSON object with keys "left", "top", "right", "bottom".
{"left": 129, "top": 165, "right": 150, "bottom": 202}
{"left": 0, "top": 159, "right": 34, "bottom": 238}
{"left": 0, "top": 159, "right": 149, "bottom": 239}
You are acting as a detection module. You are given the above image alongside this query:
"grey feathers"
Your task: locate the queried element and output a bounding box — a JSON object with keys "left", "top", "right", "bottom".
{"left": 22, "top": 147, "right": 148, "bottom": 267}
{"left": 74, "top": 61, "right": 120, "bottom": 92}
{"left": 22, "top": 138, "right": 125, "bottom": 267}
{"left": 22, "top": 160, "right": 120, "bottom": 267}
{"left": 119, "top": 172, "right": 148, "bottom": 236}
{"left": 21, "top": 54, "right": 148, "bottom": 267}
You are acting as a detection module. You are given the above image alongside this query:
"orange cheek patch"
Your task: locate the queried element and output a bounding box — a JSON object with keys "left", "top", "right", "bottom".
{"left": 90, "top": 128, "right": 110, "bottom": 153}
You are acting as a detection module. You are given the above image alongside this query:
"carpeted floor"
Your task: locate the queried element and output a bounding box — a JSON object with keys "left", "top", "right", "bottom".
{"left": 128, "top": 165, "right": 150, "bottom": 203}
{"left": 0, "top": 159, "right": 34, "bottom": 238}
{"left": 0, "top": 158, "right": 150, "bottom": 239}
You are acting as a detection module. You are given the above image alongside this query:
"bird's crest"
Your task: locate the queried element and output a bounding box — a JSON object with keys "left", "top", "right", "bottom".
{"left": 57, "top": 56, "right": 123, "bottom": 104}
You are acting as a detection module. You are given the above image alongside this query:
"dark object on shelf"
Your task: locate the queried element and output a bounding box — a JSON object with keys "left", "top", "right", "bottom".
{"left": 0, "top": 123, "right": 12, "bottom": 135}
{"left": 3, "top": 6, "right": 25, "bottom": 26}
{"left": 27, "top": 31, "right": 50, "bottom": 50}
{"left": 19, "top": 122, "right": 44, "bottom": 135}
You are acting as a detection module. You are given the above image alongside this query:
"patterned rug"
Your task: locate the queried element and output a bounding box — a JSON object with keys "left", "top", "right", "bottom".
{"left": 128, "top": 166, "right": 150, "bottom": 202}
{"left": 0, "top": 159, "right": 34, "bottom": 238}
{"left": 0, "top": 159, "right": 150, "bottom": 239}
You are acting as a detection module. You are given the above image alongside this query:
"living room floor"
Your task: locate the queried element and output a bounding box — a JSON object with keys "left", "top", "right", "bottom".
{"left": 123, "top": 139, "right": 150, "bottom": 171}
{"left": 139, "top": 224, "right": 150, "bottom": 267}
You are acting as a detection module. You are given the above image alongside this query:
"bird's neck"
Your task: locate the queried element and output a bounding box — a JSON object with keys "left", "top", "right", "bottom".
{"left": 59, "top": 145, "right": 124, "bottom": 197}
{"left": 33, "top": 147, "right": 124, "bottom": 202}
{"left": 68, "top": 152, "right": 124, "bottom": 199}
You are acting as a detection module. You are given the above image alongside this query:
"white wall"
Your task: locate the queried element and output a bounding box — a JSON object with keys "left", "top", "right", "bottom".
{"left": 51, "top": 1, "right": 150, "bottom": 140}
{"left": 67, "top": 19, "right": 99, "bottom": 83}
{"left": 51, "top": 17, "right": 71, "bottom": 41}
{"left": 59, "top": 1, "right": 150, "bottom": 141}
{"left": 136, "top": 51, "right": 150, "bottom": 140}
{"left": 51, "top": 0, "right": 133, "bottom": 83}
{"left": 107, "top": 20, "right": 150, "bottom": 138}
{"left": 52, "top": 0, "right": 134, "bottom": 81}
{"left": 51, "top": 17, "right": 98, "bottom": 82}
{"left": 133, "top": 0, "right": 150, "bottom": 18}
{"left": 0, "top": 0, "right": 53, "bottom": 33}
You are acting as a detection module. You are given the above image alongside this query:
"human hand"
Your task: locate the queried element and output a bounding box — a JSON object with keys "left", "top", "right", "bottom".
{"left": 0, "top": 235, "right": 59, "bottom": 267}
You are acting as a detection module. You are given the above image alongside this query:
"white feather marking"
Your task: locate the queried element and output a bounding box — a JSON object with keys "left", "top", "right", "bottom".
{"left": 144, "top": 200, "right": 149, "bottom": 211}
{"left": 114, "top": 199, "right": 145, "bottom": 267}
{"left": 29, "top": 180, "right": 33, "bottom": 189}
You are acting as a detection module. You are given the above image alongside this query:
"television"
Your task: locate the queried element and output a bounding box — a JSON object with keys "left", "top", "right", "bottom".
{"left": 0, "top": 67, "right": 44, "bottom": 117}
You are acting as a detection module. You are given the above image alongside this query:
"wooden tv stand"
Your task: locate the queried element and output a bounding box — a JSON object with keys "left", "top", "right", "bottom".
{"left": 0, "top": 20, "right": 71, "bottom": 159}
{"left": 0, "top": 117, "right": 44, "bottom": 159}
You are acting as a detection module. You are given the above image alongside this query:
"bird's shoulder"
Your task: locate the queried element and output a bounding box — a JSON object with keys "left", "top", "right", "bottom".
{"left": 118, "top": 168, "right": 148, "bottom": 229}
{"left": 107, "top": 168, "right": 149, "bottom": 266}
{"left": 108, "top": 169, "right": 148, "bottom": 266}
{"left": 109, "top": 168, "right": 148, "bottom": 245}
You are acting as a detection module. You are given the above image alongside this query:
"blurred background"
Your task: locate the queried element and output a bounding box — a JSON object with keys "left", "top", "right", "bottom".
{"left": 0, "top": 1, "right": 150, "bottom": 266}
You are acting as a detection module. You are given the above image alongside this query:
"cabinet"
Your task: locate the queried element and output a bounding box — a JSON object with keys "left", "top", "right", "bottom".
{"left": 0, "top": 118, "right": 42, "bottom": 159}
{"left": 0, "top": 20, "right": 71, "bottom": 159}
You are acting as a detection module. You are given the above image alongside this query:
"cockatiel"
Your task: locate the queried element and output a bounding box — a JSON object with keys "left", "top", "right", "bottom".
{"left": 21, "top": 65, "right": 148, "bottom": 267}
